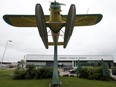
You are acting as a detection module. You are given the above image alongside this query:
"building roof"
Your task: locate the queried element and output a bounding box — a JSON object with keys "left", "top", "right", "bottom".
{"left": 26, "top": 54, "right": 114, "bottom": 61}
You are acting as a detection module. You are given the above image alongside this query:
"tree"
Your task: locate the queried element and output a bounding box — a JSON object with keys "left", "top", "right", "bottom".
{"left": 17, "top": 60, "right": 25, "bottom": 69}
{"left": 101, "top": 59, "right": 110, "bottom": 80}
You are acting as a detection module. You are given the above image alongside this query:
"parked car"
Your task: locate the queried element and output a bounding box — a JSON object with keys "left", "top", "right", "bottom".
{"left": 112, "top": 68, "right": 116, "bottom": 75}
{"left": 69, "top": 67, "right": 77, "bottom": 74}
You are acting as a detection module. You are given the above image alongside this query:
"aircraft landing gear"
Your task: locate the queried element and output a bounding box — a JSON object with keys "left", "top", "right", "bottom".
{"left": 64, "top": 4, "right": 76, "bottom": 48}
{"left": 35, "top": 4, "right": 48, "bottom": 49}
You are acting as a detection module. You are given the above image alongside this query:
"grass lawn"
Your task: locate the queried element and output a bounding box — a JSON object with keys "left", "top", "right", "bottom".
{"left": 0, "top": 69, "right": 116, "bottom": 87}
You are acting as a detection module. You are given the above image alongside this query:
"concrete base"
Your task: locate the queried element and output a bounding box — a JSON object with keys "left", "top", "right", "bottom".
{"left": 49, "top": 81, "right": 62, "bottom": 87}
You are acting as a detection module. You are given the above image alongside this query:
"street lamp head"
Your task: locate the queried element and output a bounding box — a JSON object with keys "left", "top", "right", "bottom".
{"left": 8, "top": 40, "right": 12, "bottom": 42}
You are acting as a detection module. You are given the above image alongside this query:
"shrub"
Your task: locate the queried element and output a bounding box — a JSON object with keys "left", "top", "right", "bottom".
{"left": 77, "top": 66, "right": 110, "bottom": 80}
{"left": 13, "top": 65, "right": 53, "bottom": 80}
{"left": 25, "top": 65, "right": 36, "bottom": 79}
{"left": 13, "top": 68, "right": 26, "bottom": 79}
{"left": 78, "top": 66, "right": 88, "bottom": 78}
{"left": 39, "top": 67, "right": 53, "bottom": 79}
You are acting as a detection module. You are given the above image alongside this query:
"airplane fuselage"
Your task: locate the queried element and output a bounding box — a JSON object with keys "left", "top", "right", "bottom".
{"left": 46, "top": 3, "right": 65, "bottom": 42}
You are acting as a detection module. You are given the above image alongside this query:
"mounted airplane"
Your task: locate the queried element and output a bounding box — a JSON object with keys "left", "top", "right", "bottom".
{"left": 3, "top": 0, "right": 102, "bottom": 49}
{"left": 3, "top": 0, "right": 103, "bottom": 87}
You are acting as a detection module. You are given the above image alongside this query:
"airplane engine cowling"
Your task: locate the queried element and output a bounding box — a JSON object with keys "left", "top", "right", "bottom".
{"left": 35, "top": 4, "right": 48, "bottom": 49}
{"left": 64, "top": 4, "right": 76, "bottom": 48}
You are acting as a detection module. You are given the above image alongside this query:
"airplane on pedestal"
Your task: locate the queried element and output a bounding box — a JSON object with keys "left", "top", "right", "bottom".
{"left": 3, "top": 0, "right": 103, "bottom": 87}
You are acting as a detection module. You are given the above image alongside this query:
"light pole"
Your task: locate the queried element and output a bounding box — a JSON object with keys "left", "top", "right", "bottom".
{"left": 0, "top": 40, "right": 12, "bottom": 68}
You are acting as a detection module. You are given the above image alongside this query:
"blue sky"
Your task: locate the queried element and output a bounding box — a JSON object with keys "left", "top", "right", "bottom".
{"left": 0, "top": 0, "right": 116, "bottom": 62}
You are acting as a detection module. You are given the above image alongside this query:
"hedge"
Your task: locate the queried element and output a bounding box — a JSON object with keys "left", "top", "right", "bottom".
{"left": 77, "top": 66, "right": 110, "bottom": 80}
{"left": 13, "top": 65, "right": 53, "bottom": 80}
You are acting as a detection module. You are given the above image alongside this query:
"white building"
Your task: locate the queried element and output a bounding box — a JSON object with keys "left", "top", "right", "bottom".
{"left": 25, "top": 54, "right": 115, "bottom": 68}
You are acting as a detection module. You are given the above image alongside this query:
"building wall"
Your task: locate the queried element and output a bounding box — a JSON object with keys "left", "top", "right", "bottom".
{"left": 26, "top": 55, "right": 113, "bottom": 61}
{"left": 26, "top": 55, "right": 114, "bottom": 68}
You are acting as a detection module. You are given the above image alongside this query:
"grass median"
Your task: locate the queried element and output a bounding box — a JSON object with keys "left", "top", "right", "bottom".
{"left": 0, "top": 69, "right": 116, "bottom": 87}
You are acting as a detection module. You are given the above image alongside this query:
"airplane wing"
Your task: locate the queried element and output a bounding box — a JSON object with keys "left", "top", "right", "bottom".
{"left": 62, "top": 14, "right": 103, "bottom": 26}
{"left": 3, "top": 14, "right": 103, "bottom": 48}
{"left": 3, "top": 14, "right": 103, "bottom": 27}
{"left": 3, "top": 15, "right": 49, "bottom": 27}
{"left": 62, "top": 14, "right": 102, "bottom": 48}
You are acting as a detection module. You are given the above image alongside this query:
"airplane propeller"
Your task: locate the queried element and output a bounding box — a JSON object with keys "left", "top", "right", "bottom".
{"left": 48, "top": 0, "right": 66, "bottom": 5}
{"left": 58, "top": 3, "right": 66, "bottom": 5}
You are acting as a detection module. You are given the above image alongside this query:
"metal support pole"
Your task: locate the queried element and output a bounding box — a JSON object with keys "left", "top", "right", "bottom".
{"left": 0, "top": 40, "right": 12, "bottom": 68}
{"left": 51, "top": 33, "right": 60, "bottom": 87}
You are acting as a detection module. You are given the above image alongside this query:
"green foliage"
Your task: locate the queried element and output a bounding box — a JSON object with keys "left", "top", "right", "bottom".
{"left": 101, "top": 60, "right": 110, "bottom": 77}
{"left": 77, "top": 66, "right": 110, "bottom": 80}
{"left": 13, "top": 68, "right": 26, "bottom": 79}
{"left": 34, "top": 67, "right": 53, "bottom": 79}
{"left": 25, "top": 65, "right": 36, "bottom": 79}
{"left": 13, "top": 65, "right": 53, "bottom": 80}
{"left": 39, "top": 68, "right": 53, "bottom": 79}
